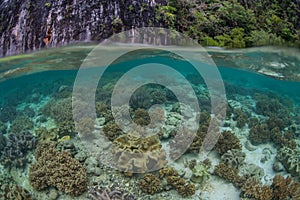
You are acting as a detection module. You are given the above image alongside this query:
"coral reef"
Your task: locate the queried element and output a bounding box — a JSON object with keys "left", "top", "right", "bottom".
{"left": 139, "top": 174, "right": 161, "bottom": 194}
{"left": 133, "top": 108, "right": 150, "bottom": 126}
{"left": 233, "top": 108, "right": 248, "bottom": 128}
{"left": 103, "top": 122, "right": 123, "bottom": 141}
{"left": 0, "top": 184, "right": 33, "bottom": 200}
{"left": 166, "top": 176, "right": 196, "bottom": 197}
{"left": 240, "top": 175, "right": 300, "bottom": 200}
{"left": 276, "top": 146, "right": 300, "bottom": 177}
{"left": 188, "top": 124, "right": 208, "bottom": 153}
{"left": 249, "top": 123, "right": 270, "bottom": 145}
{"left": 158, "top": 166, "right": 196, "bottom": 197}
{"left": 9, "top": 116, "right": 34, "bottom": 133}
{"left": 75, "top": 117, "right": 95, "bottom": 134}
{"left": 29, "top": 141, "right": 87, "bottom": 196}
{"left": 129, "top": 87, "right": 151, "bottom": 110}
{"left": 0, "top": 105, "right": 17, "bottom": 123}
{"left": 0, "top": 133, "right": 6, "bottom": 153}
{"left": 215, "top": 131, "right": 241, "bottom": 155}
{"left": 239, "top": 163, "right": 265, "bottom": 181}
{"left": 214, "top": 163, "right": 238, "bottom": 182}
{"left": 221, "top": 149, "right": 246, "bottom": 168}
{"left": 35, "top": 127, "right": 57, "bottom": 141}
{"left": 112, "top": 134, "right": 167, "bottom": 173}
{"left": 272, "top": 175, "right": 300, "bottom": 199}
{"left": 89, "top": 185, "right": 137, "bottom": 200}
{"left": 0, "top": 121, "right": 7, "bottom": 134}
{"left": 240, "top": 178, "right": 273, "bottom": 200}
{"left": 0, "top": 131, "right": 36, "bottom": 167}
{"left": 271, "top": 128, "right": 297, "bottom": 149}
{"left": 190, "top": 162, "right": 210, "bottom": 183}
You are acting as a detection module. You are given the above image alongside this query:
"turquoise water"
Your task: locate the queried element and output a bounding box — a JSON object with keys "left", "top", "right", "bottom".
{"left": 0, "top": 46, "right": 300, "bottom": 199}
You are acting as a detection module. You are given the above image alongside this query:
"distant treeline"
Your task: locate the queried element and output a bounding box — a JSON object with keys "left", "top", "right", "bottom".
{"left": 154, "top": 0, "right": 300, "bottom": 48}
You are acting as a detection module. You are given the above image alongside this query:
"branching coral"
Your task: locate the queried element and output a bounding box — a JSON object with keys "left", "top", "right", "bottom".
{"left": 233, "top": 108, "right": 248, "bottom": 128}
{"left": 139, "top": 174, "right": 161, "bottom": 194}
{"left": 272, "top": 175, "right": 300, "bottom": 199}
{"left": 214, "top": 163, "right": 238, "bottom": 182}
{"left": 240, "top": 178, "right": 273, "bottom": 200}
{"left": 159, "top": 166, "right": 196, "bottom": 197}
{"left": 103, "top": 122, "right": 123, "bottom": 141}
{"left": 240, "top": 175, "right": 300, "bottom": 200}
{"left": 9, "top": 116, "right": 34, "bottom": 133}
{"left": 215, "top": 131, "right": 241, "bottom": 155}
{"left": 0, "top": 184, "right": 33, "bottom": 200}
{"left": 133, "top": 108, "right": 150, "bottom": 126}
{"left": 0, "top": 131, "right": 36, "bottom": 168}
{"left": 0, "top": 105, "right": 17, "bottom": 123}
{"left": 112, "top": 134, "right": 167, "bottom": 173}
{"left": 29, "top": 141, "right": 87, "bottom": 196}
{"left": 249, "top": 123, "right": 270, "bottom": 145}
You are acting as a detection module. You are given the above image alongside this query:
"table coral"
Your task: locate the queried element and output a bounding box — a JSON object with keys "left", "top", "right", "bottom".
{"left": 29, "top": 141, "right": 87, "bottom": 196}
{"left": 112, "top": 134, "right": 167, "bottom": 173}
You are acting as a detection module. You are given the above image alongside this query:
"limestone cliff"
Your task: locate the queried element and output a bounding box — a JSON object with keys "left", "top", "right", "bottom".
{"left": 0, "top": 0, "right": 164, "bottom": 57}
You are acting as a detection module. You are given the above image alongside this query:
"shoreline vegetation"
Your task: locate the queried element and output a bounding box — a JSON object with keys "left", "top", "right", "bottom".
{"left": 155, "top": 0, "right": 300, "bottom": 48}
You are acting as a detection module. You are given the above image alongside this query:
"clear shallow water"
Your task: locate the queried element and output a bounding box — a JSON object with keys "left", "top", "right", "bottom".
{"left": 0, "top": 45, "right": 300, "bottom": 199}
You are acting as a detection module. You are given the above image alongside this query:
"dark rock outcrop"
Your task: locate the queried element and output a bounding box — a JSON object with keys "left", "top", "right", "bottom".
{"left": 0, "top": 0, "right": 164, "bottom": 57}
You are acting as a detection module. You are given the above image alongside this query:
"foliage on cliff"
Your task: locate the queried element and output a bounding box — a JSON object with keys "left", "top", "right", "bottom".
{"left": 155, "top": 0, "right": 300, "bottom": 48}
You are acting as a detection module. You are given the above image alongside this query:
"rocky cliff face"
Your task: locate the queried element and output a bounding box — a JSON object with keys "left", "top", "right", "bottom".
{"left": 0, "top": 0, "right": 164, "bottom": 57}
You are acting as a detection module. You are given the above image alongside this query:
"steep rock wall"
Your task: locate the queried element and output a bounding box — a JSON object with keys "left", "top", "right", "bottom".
{"left": 0, "top": 0, "right": 165, "bottom": 57}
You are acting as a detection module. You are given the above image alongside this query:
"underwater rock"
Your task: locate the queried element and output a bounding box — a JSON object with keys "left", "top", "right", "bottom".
{"left": 112, "top": 134, "right": 167, "bottom": 173}
{"left": 48, "top": 188, "right": 59, "bottom": 200}
{"left": 221, "top": 149, "right": 246, "bottom": 169}
{"left": 0, "top": 131, "right": 36, "bottom": 168}
{"left": 273, "top": 161, "right": 285, "bottom": 172}
{"left": 29, "top": 141, "right": 87, "bottom": 196}
{"left": 276, "top": 146, "right": 300, "bottom": 177}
